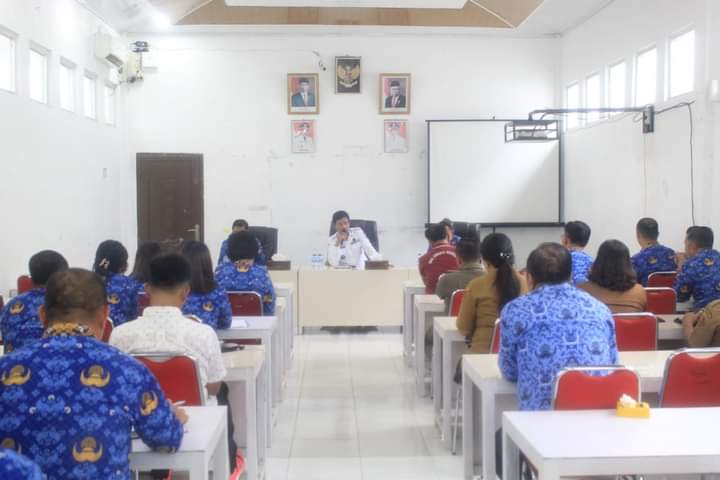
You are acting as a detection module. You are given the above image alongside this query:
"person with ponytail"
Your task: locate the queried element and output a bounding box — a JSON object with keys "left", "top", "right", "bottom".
{"left": 456, "top": 233, "right": 528, "bottom": 353}
{"left": 181, "top": 241, "right": 232, "bottom": 329}
{"left": 93, "top": 240, "right": 139, "bottom": 326}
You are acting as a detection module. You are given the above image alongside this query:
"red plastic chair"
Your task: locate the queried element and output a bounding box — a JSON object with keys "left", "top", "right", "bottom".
{"left": 227, "top": 291, "right": 263, "bottom": 316}
{"left": 647, "top": 271, "right": 677, "bottom": 288}
{"left": 613, "top": 313, "right": 657, "bottom": 351}
{"left": 659, "top": 348, "right": 720, "bottom": 407}
{"left": 553, "top": 366, "right": 640, "bottom": 410}
{"left": 17, "top": 275, "right": 33, "bottom": 294}
{"left": 449, "top": 290, "right": 465, "bottom": 316}
{"left": 645, "top": 287, "right": 677, "bottom": 315}
{"left": 134, "top": 353, "right": 205, "bottom": 406}
{"left": 137, "top": 292, "right": 150, "bottom": 316}
{"left": 100, "top": 318, "right": 114, "bottom": 343}
{"left": 490, "top": 319, "right": 501, "bottom": 354}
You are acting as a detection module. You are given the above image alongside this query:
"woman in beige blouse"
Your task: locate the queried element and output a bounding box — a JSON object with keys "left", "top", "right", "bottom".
{"left": 579, "top": 239, "right": 647, "bottom": 313}
{"left": 457, "top": 233, "right": 528, "bottom": 353}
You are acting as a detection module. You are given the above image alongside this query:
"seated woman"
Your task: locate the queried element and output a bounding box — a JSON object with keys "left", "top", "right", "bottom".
{"left": 457, "top": 233, "right": 528, "bottom": 353}
{"left": 579, "top": 239, "right": 647, "bottom": 313}
{"left": 93, "top": 240, "right": 140, "bottom": 326}
{"left": 182, "top": 240, "right": 232, "bottom": 329}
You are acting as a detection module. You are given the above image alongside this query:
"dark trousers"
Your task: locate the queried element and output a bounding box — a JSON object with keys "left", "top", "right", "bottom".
{"left": 217, "top": 382, "right": 238, "bottom": 471}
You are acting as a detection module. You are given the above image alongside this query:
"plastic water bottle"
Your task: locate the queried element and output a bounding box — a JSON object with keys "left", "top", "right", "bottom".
{"left": 311, "top": 253, "right": 320, "bottom": 270}
{"left": 317, "top": 253, "right": 325, "bottom": 268}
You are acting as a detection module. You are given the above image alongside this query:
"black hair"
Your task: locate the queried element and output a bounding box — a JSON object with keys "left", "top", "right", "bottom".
{"left": 130, "top": 242, "right": 162, "bottom": 283}
{"left": 456, "top": 237, "right": 480, "bottom": 263}
{"left": 44, "top": 268, "right": 107, "bottom": 323}
{"left": 564, "top": 221, "right": 591, "bottom": 247}
{"left": 480, "top": 233, "right": 521, "bottom": 308}
{"left": 29, "top": 250, "right": 69, "bottom": 286}
{"left": 182, "top": 241, "right": 216, "bottom": 294}
{"left": 232, "top": 219, "right": 249, "bottom": 230}
{"left": 425, "top": 223, "right": 447, "bottom": 243}
{"left": 687, "top": 226, "right": 714, "bottom": 250}
{"left": 93, "top": 240, "right": 128, "bottom": 282}
{"left": 227, "top": 231, "right": 260, "bottom": 262}
{"left": 149, "top": 254, "right": 192, "bottom": 290}
{"left": 636, "top": 217, "right": 659, "bottom": 241}
{"left": 527, "top": 242, "right": 572, "bottom": 285}
{"left": 299, "top": 77, "right": 309, "bottom": 84}
{"left": 588, "top": 240, "right": 637, "bottom": 292}
{"left": 440, "top": 218, "right": 453, "bottom": 230}
{"left": 332, "top": 210, "right": 350, "bottom": 225}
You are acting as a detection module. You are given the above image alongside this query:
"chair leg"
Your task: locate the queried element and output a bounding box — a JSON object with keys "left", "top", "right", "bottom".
{"left": 451, "top": 384, "right": 462, "bottom": 455}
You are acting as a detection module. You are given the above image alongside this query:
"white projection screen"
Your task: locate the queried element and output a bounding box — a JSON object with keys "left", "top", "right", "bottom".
{"left": 428, "top": 120, "right": 561, "bottom": 224}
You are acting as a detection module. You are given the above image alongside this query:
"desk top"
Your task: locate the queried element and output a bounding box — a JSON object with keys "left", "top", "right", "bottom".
{"left": 434, "top": 316, "right": 465, "bottom": 340}
{"left": 273, "top": 282, "right": 294, "bottom": 292}
{"left": 404, "top": 280, "right": 425, "bottom": 289}
{"left": 216, "top": 317, "right": 277, "bottom": 340}
{"left": 414, "top": 294, "right": 443, "bottom": 307}
{"left": 223, "top": 346, "right": 265, "bottom": 370}
{"left": 131, "top": 406, "right": 226, "bottom": 454}
{"left": 504, "top": 407, "right": 720, "bottom": 459}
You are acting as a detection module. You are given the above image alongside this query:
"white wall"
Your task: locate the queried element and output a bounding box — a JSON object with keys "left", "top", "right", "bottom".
{"left": 125, "top": 31, "right": 558, "bottom": 267}
{"left": 0, "top": 0, "right": 131, "bottom": 294}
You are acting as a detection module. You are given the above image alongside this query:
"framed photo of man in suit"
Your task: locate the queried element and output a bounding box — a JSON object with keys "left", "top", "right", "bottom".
{"left": 335, "top": 56, "right": 361, "bottom": 93}
{"left": 379, "top": 74, "right": 411, "bottom": 114}
{"left": 288, "top": 73, "right": 319, "bottom": 114}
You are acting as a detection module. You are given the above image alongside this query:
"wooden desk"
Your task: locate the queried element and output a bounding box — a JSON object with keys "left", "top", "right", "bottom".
{"left": 432, "top": 316, "right": 466, "bottom": 448}
{"left": 403, "top": 280, "right": 426, "bottom": 366}
{"left": 130, "top": 406, "right": 229, "bottom": 480}
{"left": 414, "top": 294, "right": 445, "bottom": 396}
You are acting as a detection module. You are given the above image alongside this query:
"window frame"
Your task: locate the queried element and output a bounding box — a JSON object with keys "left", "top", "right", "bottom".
{"left": 59, "top": 57, "right": 76, "bottom": 112}
{"left": 584, "top": 72, "right": 602, "bottom": 123}
{"left": 634, "top": 45, "right": 658, "bottom": 107}
{"left": 28, "top": 42, "right": 50, "bottom": 104}
{"left": 83, "top": 71, "right": 97, "bottom": 120}
{"left": 667, "top": 27, "right": 696, "bottom": 99}
{"left": 607, "top": 59, "right": 628, "bottom": 112}
{"left": 565, "top": 82, "right": 581, "bottom": 129}
{"left": 0, "top": 25, "right": 18, "bottom": 94}
{"left": 103, "top": 83, "right": 116, "bottom": 126}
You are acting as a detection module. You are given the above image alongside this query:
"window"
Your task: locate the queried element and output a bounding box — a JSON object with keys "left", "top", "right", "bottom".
{"left": 669, "top": 29, "right": 695, "bottom": 97}
{"left": 635, "top": 47, "right": 657, "bottom": 106}
{"left": 608, "top": 61, "right": 627, "bottom": 110}
{"left": 585, "top": 73, "right": 601, "bottom": 122}
{"left": 83, "top": 73, "right": 96, "bottom": 119}
{"left": 28, "top": 47, "right": 48, "bottom": 103}
{"left": 59, "top": 59, "right": 75, "bottom": 111}
{"left": 0, "top": 29, "right": 15, "bottom": 92}
{"left": 566, "top": 83, "right": 580, "bottom": 128}
{"left": 103, "top": 84, "right": 115, "bottom": 125}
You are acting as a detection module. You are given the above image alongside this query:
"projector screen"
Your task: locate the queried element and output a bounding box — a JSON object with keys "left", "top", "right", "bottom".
{"left": 428, "top": 120, "right": 561, "bottom": 225}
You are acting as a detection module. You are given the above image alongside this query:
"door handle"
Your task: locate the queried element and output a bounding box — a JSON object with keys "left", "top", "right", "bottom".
{"left": 186, "top": 224, "right": 200, "bottom": 241}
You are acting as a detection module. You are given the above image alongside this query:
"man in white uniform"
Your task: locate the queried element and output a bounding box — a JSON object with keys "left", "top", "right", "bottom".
{"left": 327, "top": 210, "right": 381, "bottom": 269}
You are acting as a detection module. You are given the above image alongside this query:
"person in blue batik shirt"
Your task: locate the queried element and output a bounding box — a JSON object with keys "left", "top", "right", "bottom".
{"left": 218, "top": 219, "right": 266, "bottom": 266}
{"left": 675, "top": 226, "right": 720, "bottom": 315}
{"left": 0, "top": 250, "right": 68, "bottom": 352}
{"left": 0, "top": 268, "right": 185, "bottom": 480}
{"left": 631, "top": 217, "right": 677, "bottom": 286}
{"left": 499, "top": 242, "right": 619, "bottom": 411}
{"left": 93, "top": 240, "right": 141, "bottom": 326}
{"left": 182, "top": 241, "right": 232, "bottom": 329}
{"left": 561, "top": 220, "right": 594, "bottom": 285}
{"left": 0, "top": 448, "right": 43, "bottom": 480}
{"left": 216, "top": 231, "right": 276, "bottom": 315}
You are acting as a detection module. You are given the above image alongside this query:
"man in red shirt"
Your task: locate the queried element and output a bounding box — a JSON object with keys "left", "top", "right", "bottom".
{"left": 419, "top": 223, "right": 460, "bottom": 294}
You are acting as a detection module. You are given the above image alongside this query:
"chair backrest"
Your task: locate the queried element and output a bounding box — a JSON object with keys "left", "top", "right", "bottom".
{"left": 17, "top": 275, "right": 33, "bottom": 295}
{"left": 613, "top": 313, "right": 658, "bottom": 351}
{"left": 329, "top": 219, "right": 380, "bottom": 252}
{"left": 137, "top": 292, "right": 150, "bottom": 317}
{"left": 553, "top": 366, "right": 640, "bottom": 410}
{"left": 134, "top": 353, "right": 205, "bottom": 406}
{"left": 490, "top": 319, "right": 501, "bottom": 354}
{"left": 247, "top": 226, "right": 279, "bottom": 260}
{"left": 227, "top": 291, "right": 263, "bottom": 316}
{"left": 660, "top": 348, "right": 720, "bottom": 407}
{"left": 645, "top": 287, "right": 677, "bottom": 315}
{"left": 452, "top": 222, "right": 482, "bottom": 240}
{"left": 449, "top": 289, "right": 465, "bottom": 316}
{"left": 647, "top": 271, "right": 677, "bottom": 288}
{"left": 101, "top": 318, "right": 114, "bottom": 343}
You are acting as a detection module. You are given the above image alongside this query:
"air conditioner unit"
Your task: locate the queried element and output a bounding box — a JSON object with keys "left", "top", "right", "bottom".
{"left": 95, "top": 33, "right": 128, "bottom": 69}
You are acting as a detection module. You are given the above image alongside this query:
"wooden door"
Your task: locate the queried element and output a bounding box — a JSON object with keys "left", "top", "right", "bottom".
{"left": 136, "top": 153, "right": 204, "bottom": 243}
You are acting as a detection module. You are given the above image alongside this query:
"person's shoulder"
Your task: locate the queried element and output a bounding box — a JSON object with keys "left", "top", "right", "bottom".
{"left": 349, "top": 227, "right": 366, "bottom": 236}
{"left": 574, "top": 287, "right": 612, "bottom": 314}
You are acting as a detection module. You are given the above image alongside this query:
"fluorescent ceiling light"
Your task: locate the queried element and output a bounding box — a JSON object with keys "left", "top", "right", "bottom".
{"left": 224, "top": 0, "right": 467, "bottom": 8}
{"left": 153, "top": 12, "right": 171, "bottom": 28}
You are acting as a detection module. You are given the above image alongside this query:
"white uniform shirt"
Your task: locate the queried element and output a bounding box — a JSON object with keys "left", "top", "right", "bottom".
{"left": 109, "top": 306, "right": 227, "bottom": 389}
{"left": 327, "top": 227, "right": 381, "bottom": 270}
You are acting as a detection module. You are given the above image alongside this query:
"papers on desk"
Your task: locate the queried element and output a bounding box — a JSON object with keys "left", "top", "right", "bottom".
{"left": 231, "top": 318, "right": 249, "bottom": 329}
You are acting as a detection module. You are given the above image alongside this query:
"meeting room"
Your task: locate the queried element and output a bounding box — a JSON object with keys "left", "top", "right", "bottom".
{"left": 0, "top": 0, "right": 719, "bottom": 479}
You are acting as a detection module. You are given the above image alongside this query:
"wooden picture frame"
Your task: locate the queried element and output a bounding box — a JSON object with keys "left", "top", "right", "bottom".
{"left": 379, "top": 73, "right": 411, "bottom": 115}
{"left": 288, "top": 73, "right": 319, "bottom": 114}
{"left": 335, "top": 56, "right": 361, "bottom": 94}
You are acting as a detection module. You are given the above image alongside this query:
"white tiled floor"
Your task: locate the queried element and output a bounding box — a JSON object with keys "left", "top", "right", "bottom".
{"left": 266, "top": 333, "right": 463, "bottom": 480}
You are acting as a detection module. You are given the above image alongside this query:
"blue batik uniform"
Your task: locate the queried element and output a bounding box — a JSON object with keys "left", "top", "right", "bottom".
{"left": 105, "top": 274, "right": 142, "bottom": 326}
{"left": 0, "top": 323, "right": 184, "bottom": 480}
{"left": 674, "top": 249, "right": 720, "bottom": 310}
{"left": 182, "top": 286, "right": 233, "bottom": 329}
{"left": 631, "top": 244, "right": 677, "bottom": 286}
{"left": 570, "top": 250, "right": 594, "bottom": 285}
{"left": 0, "top": 289, "right": 45, "bottom": 353}
{"left": 216, "top": 262, "right": 276, "bottom": 315}
{"left": 218, "top": 237, "right": 267, "bottom": 266}
{"left": 0, "top": 448, "right": 43, "bottom": 480}
{"left": 499, "top": 283, "right": 618, "bottom": 410}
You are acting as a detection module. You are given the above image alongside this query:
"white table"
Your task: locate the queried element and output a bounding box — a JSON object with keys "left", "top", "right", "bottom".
{"left": 224, "top": 347, "right": 267, "bottom": 480}
{"left": 503, "top": 408, "right": 720, "bottom": 479}
{"left": 414, "top": 294, "right": 445, "bottom": 396}
{"left": 403, "top": 280, "right": 426, "bottom": 367}
{"left": 130, "top": 406, "right": 229, "bottom": 480}
{"left": 273, "top": 283, "right": 295, "bottom": 372}
{"left": 657, "top": 314, "right": 685, "bottom": 340}
{"left": 269, "top": 271, "right": 298, "bottom": 336}
{"left": 432, "top": 316, "right": 466, "bottom": 448}
{"left": 462, "top": 350, "right": 672, "bottom": 480}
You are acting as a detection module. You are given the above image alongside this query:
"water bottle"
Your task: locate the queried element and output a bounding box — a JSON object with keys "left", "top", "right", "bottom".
{"left": 311, "top": 253, "right": 319, "bottom": 270}
{"left": 317, "top": 253, "right": 325, "bottom": 268}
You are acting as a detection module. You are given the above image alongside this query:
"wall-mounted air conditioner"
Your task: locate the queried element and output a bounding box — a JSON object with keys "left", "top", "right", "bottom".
{"left": 95, "top": 32, "right": 128, "bottom": 69}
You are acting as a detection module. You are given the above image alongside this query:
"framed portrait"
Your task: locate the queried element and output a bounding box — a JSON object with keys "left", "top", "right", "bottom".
{"left": 379, "top": 73, "right": 411, "bottom": 114}
{"left": 291, "top": 120, "right": 316, "bottom": 154}
{"left": 288, "top": 73, "right": 319, "bottom": 114}
{"left": 384, "top": 120, "right": 409, "bottom": 154}
{"left": 335, "top": 56, "right": 361, "bottom": 94}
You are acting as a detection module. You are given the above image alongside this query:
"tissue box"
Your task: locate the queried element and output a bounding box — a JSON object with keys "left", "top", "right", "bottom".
{"left": 616, "top": 401, "right": 650, "bottom": 418}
